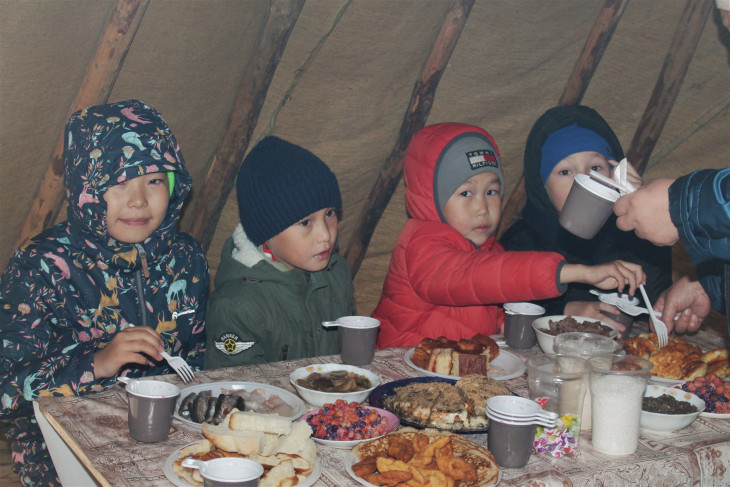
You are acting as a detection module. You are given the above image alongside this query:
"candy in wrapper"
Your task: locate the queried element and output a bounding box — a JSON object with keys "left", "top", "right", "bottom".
{"left": 533, "top": 402, "right": 582, "bottom": 457}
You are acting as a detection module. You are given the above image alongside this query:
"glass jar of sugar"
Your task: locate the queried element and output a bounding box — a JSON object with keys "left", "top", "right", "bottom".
{"left": 588, "top": 354, "right": 653, "bottom": 455}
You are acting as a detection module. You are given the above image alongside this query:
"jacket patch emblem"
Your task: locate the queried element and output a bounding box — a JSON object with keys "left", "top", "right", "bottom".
{"left": 214, "top": 333, "right": 254, "bottom": 356}
{"left": 466, "top": 149, "right": 498, "bottom": 170}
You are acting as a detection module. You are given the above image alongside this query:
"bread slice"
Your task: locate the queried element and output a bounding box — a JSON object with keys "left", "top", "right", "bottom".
{"left": 259, "top": 459, "right": 297, "bottom": 487}
{"left": 272, "top": 421, "right": 316, "bottom": 468}
{"left": 202, "top": 420, "right": 277, "bottom": 455}
{"left": 229, "top": 410, "right": 292, "bottom": 435}
{"left": 172, "top": 461, "right": 203, "bottom": 487}
{"left": 176, "top": 439, "right": 213, "bottom": 460}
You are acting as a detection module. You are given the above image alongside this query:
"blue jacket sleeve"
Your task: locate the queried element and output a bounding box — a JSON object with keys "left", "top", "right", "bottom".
{"left": 669, "top": 168, "right": 730, "bottom": 263}
{"left": 669, "top": 168, "right": 730, "bottom": 311}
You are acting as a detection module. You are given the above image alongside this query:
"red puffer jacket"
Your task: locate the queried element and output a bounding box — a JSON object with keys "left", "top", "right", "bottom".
{"left": 373, "top": 123, "right": 566, "bottom": 348}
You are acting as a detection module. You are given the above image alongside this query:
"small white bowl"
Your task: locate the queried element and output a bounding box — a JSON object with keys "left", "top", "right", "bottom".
{"left": 289, "top": 364, "right": 380, "bottom": 407}
{"left": 532, "top": 315, "right": 619, "bottom": 354}
{"left": 640, "top": 384, "right": 703, "bottom": 432}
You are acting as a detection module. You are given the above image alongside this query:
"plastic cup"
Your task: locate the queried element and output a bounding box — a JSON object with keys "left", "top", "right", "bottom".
{"left": 527, "top": 354, "right": 589, "bottom": 457}
{"left": 589, "top": 354, "right": 652, "bottom": 455}
{"left": 126, "top": 380, "right": 180, "bottom": 443}
{"left": 486, "top": 396, "right": 539, "bottom": 468}
{"left": 487, "top": 418, "right": 536, "bottom": 468}
{"left": 554, "top": 332, "right": 618, "bottom": 430}
{"left": 504, "top": 302, "right": 545, "bottom": 349}
{"left": 336, "top": 316, "right": 380, "bottom": 366}
{"left": 559, "top": 174, "right": 620, "bottom": 239}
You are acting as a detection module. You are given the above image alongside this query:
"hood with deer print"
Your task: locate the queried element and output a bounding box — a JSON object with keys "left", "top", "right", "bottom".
{"left": 0, "top": 100, "right": 208, "bottom": 485}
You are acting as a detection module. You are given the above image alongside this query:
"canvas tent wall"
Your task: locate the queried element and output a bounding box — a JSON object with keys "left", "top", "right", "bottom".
{"left": 1, "top": 0, "right": 729, "bottom": 320}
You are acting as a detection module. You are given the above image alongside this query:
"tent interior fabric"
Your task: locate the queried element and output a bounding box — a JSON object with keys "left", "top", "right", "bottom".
{"left": 1, "top": 0, "right": 729, "bottom": 323}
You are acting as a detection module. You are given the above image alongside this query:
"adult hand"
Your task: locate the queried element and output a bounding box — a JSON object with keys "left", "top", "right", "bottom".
{"left": 614, "top": 178, "right": 680, "bottom": 246}
{"left": 93, "top": 326, "right": 164, "bottom": 378}
{"left": 564, "top": 300, "right": 627, "bottom": 336}
{"left": 655, "top": 276, "right": 711, "bottom": 334}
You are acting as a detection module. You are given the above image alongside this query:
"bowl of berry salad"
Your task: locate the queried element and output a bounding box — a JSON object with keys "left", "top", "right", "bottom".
{"left": 301, "top": 399, "right": 400, "bottom": 448}
{"left": 678, "top": 374, "right": 730, "bottom": 418}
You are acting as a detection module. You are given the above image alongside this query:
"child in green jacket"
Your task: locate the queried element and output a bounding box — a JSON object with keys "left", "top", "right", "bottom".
{"left": 205, "top": 136, "right": 356, "bottom": 368}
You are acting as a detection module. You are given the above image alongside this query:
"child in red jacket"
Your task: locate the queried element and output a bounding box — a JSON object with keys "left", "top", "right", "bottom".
{"left": 372, "top": 122, "right": 645, "bottom": 347}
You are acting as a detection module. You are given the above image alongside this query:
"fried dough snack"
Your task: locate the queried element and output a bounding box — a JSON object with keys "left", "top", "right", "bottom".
{"left": 623, "top": 333, "right": 728, "bottom": 380}
{"left": 352, "top": 427, "right": 498, "bottom": 487}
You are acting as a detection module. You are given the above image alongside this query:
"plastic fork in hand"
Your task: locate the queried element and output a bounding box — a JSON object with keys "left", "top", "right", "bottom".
{"left": 160, "top": 350, "right": 195, "bottom": 383}
{"left": 638, "top": 284, "right": 668, "bottom": 348}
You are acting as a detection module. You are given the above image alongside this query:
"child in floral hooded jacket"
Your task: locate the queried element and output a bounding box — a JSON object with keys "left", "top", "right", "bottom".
{"left": 0, "top": 99, "right": 208, "bottom": 486}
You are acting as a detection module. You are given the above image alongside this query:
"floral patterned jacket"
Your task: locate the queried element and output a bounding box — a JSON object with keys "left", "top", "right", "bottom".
{"left": 0, "top": 100, "right": 208, "bottom": 422}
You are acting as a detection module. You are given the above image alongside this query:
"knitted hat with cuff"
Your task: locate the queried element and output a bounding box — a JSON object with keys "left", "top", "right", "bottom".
{"left": 434, "top": 132, "right": 504, "bottom": 219}
{"left": 538, "top": 123, "right": 614, "bottom": 183}
{"left": 236, "top": 136, "right": 342, "bottom": 246}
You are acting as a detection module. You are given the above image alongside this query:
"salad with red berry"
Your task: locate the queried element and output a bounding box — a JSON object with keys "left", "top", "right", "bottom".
{"left": 680, "top": 374, "right": 730, "bottom": 415}
{"left": 304, "top": 399, "right": 395, "bottom": 443}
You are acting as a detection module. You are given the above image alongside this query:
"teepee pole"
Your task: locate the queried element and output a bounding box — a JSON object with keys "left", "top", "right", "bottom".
{"left": 628, "top": 0, "right": 713, "bottom": 175}
{"left": 182, "top": 0, "right": 305, "bottom": 249}
{"left": 344, "top": 0, "right": 476, "bottom": 275}
{"left": 497, "top": 0, "right": 628, "bottom": 240}
{"left": 14, "top": 0, "right": 149, "bottom": 248}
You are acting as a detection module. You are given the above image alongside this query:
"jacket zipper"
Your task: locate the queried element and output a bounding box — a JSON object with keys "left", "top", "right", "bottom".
{"left": 134, "top": 244, "right": 148, "bottom": 327}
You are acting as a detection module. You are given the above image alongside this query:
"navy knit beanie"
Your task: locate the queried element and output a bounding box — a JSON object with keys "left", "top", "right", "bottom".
{"left": 237, "top": 136, "right": 342, "bottom": 246}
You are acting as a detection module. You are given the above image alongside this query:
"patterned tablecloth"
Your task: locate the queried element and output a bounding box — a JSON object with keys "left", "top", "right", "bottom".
{"left": 36, "top": 324, "right": 730, "bottom": 487}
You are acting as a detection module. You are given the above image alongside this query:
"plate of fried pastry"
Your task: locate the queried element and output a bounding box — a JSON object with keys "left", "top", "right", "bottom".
{"left": 345, "top": 426, "right": 501, "bottom": 487}
{"left": 623, "top": 333, "right": 730, "bottom": 384}
{"left": 369, "top": 375, "right": 511, "bottom": 433}
{"left": 405, "top": 333, "right": 525, "bottom": 381}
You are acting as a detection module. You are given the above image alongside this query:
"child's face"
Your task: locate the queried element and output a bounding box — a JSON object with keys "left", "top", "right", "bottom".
{"left": 265, "top": 207, "right": 339, "bottom": 271}
{"left": 545, "top": 151, "right": 613, "bottom": 213}
{"left": 442, "top": 171, "right": 502, "bottom": 246}
{"left": 103, "top": 172, "right": 170, "bottom": 243}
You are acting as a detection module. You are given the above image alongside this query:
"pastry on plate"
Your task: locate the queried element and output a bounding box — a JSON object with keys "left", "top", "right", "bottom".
{"left": 385, "top": 375, "right": 509, "bottom": 430}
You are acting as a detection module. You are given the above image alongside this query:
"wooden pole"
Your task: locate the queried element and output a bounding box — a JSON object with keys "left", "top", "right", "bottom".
{"left": 343, "top": 0, "right": 475, "bottom": 275}
{"left": 14, "top": 0, "right": 149, "bottom": 248}
{"left": 182, "top": 0, "right": 305, "bottom": 248}
{"left": 627, "top": 0, "right": 713, "bottom": 175}
{"left": 496, "top": 0, "right": 628, "bottom": 239}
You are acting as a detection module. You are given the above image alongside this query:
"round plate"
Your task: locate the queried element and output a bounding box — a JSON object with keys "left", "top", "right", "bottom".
{"left": 344, "top": 451, "right": 501, "bottom": 487}
{"left": 368, "top": 377, "right": 489, "bottom": 433}
{"left": 299, "top": 407, "right": 400, "bottom": 449}
{"left": 164, "top": 442, "right": 322, "bottom": 487}
{"left": 175, "top": 381, "right": 306, "bottom": 430}
{"left": 404, "top": 347, "right": 525, "bottom": 381}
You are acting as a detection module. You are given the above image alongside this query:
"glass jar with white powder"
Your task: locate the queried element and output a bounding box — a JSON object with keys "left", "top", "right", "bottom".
{"left": 588, "top": 354, "right": 653, "bottom": 455}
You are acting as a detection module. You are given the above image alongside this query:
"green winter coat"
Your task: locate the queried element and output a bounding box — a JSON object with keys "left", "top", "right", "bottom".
{"left": 205, "top": 224, "right": 356, "bottom": 368}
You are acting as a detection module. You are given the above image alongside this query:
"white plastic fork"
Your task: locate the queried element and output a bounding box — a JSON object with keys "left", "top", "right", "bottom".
{"left": 160, "top": 350, "right": 195, "bottom": 383}
{"left": 589, "top": 170, "right": 634, "bottom": 196}
{"left": 638, "top": 284, "right": 668, "bottom": 348}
